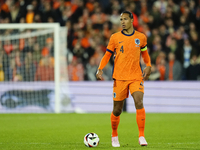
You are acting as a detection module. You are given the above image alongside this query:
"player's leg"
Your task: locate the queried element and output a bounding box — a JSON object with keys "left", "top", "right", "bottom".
{"left": 129, "top": 80, "right": 147, "bottom": 146}
{"left": 112, "top": 100, "right": 125, "bottom": 116}
{"left": 111, "top": 80, "right": 128, "bottom": 147}
{"left": 131, "top": 91, "right": 147, "bottom": 146}
{"left": 132, "top": 91, "right": 145, "bottom": 136}
{"left": 111, "top": 100, "right": 124, "bottom": 147}
{"left": 111, "top": 100, "right": 125, "bottom": 137}
{"left": 132, "top": 91, "right": 144, "bottom": 109}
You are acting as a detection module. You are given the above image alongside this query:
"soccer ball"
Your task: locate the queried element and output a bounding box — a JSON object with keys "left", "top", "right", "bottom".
{"left": 84, "top": 132, "right": 100, "bottom": 147}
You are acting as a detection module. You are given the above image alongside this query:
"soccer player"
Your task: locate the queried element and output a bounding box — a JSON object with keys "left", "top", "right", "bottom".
{"left": 96, "top": 11, "right": 151, "bottom": 147}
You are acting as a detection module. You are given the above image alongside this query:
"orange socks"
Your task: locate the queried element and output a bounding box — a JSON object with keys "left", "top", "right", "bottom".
{"left": 111, "top": 108, "right": 145, "bottom": 138}
{"left": 136, "top": 108, "right": 146, "bottom": 137}
{"left": 110, "top": 112, "right": 120, "bottom": 137}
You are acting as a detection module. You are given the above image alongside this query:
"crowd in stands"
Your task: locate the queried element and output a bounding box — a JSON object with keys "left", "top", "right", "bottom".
{"left": 0, "top": 0, "right": 200, "bottom": 81}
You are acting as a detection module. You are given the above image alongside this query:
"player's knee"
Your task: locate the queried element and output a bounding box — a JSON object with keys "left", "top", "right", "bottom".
{"left": 113, "top": 108, "right": 122, "bottom": 116}
{"left": 135, "top": 100, "right": 143, "bottom": 109}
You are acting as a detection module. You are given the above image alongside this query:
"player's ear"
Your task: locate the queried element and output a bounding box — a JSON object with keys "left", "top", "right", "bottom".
{"left": 131, "top": 18, "right": 133, "bottom": 23}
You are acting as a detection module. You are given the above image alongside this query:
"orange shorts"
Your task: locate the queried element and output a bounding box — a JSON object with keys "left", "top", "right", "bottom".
{"left": 113, "top": 80, "right": 144, "bottom": 101}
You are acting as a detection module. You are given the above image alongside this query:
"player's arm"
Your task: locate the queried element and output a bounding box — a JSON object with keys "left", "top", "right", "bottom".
{"left": 96, "top": 51, "right": 112, "bottom": 80}
{"left": 141, "top": 46, "right": 151, "bottom": 80}
{"left": 96, "top": 34, "right": 115, "bottom": 80}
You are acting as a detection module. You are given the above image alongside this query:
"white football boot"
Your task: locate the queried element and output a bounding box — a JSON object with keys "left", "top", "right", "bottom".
{"left": 139, "top": 136, "right": 148, "bottom": 146}
{"left": 112, "top": 136, "right": 120, "bottom": 147}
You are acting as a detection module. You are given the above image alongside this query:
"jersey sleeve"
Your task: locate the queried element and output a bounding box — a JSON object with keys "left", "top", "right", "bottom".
{"left": 98, "top": 51, "right": 112, "bottom": 70}
{"left": 141, "top": 50, "right": 151, "bottom": 67}
{"left": 140, "top": 34, "right": 151, "bottom": 67}
{"left": 98, "top": 34, "right": 115, "bottom": 70}
{"left": 106, "top": 34, "right": 115, "bottom": 53}
{"left": 140, "top": 34, "right": 147, "bottom": 52}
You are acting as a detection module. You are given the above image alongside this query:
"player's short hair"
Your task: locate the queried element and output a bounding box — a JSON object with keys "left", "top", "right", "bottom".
{"left": 121, "top": 11, "right": 133, "bottom": 19}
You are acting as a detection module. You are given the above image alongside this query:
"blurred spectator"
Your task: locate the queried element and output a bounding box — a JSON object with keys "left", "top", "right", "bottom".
{"left": 23, "top": 34, "right": 35, "bottom": 53}
{"left": 165, "top": 28, "right": 175, "bottom": 48}
{"left": 149, "top": 5, "right": 161, "bottom": 28}
{"left": 72, "top": 40, "right": 85, "bottom": 59}
{"left": 39, "top": 49, "right": 54, "bottom": 67}
{"left": 168, "top": 0, "right": 179, "bottom": 14}
{"left": 189, "top": 22, "right": 197, "bottom": 35}
{"left": 68, "top": 56, "right": 84, "bottom": 81}
{"left": 110, "top": 9, "right": 120, "bottom": 25}
{"left": 18, "top": 0, "right": 27, "bottom": 20}
{"left": 177, "top": 38, "right": 197, "bottom": 69}
{"left": 105, "top": 0, "right": 122, "bottom": 14}
{"left": 33, "top": 13, "right": 42, "bottom": 23}
{"left": 156, "top": 51, "right": 166, "bottom": 80}
{"left": 92, "top": 45, "right": 104, "bottom": 66}
{"left": 32, "top": 43, "right": 42, "bottom": 67}
{"left": 151, "top": 42, "right": 163, "bottom": 64}
{"left": 19, "top": 17, "right": 26, "bottom": 23}
{"left": 32, "top": 0, "right": 40, "bottom": 14}
{"left": 147, "top": 28, "right": 159, "bottom": 52}
{"left": 91, "top": 6, "right": 107, "bottom": 29}
{"left": 26, "top": 4, "right": 34, "bottom": 23}
{"left": 149, "top": 64, "right": 160, "bottom": 81}
{"left": 165, "top": 38, "right": 179, "bottom": 56}
{"left": 165, "top": 18, "right": 175, "bottom": 34}
{"left": 42, "top": 37, "right": 54, "bottom": 57}
{"left": 2, "top": 51, "right": 10, "bottom": 81}
{"left": 185, "top": 54, "right": 200, "bottom": 80}
{"left": 2, "top": 39, "right": 15, "bottom": 81}
{"left": 10, "top": 2, "right": 20, "bottom": 23}
{"left": 189, "top": 31, "right": 200, "bottom": 52}
{"left": 13, "top": 50, "right": 23, "bottom": 79}
{"left": 0, "top": 44, "right": 4, "bottom": 81}
{"left": 158, "top": 24, "right": 168, "bottom": 48}
{"left": 0, "top": 0, "right": 12, "bottom": 21}
{"left": 85, "top": 56, "right": 98, "bottom": 81}
{"left": 153, "top": 0, "right": 168, "bottom": 17}
{"left": 70, "top": 0, "right": 84, "bottom": 24}
{"left": 41, "top": 1, "right": 56, "bottom": 22}
{"left": 102, "top": 62, "right": 113, "bottom": 81}
{"left": 165, "top": 52, "right": 182, "bottom": 80}
{"left": 0, "top": 64, "right": 4, "bottom": 81}
{"left": 3, "top": 40, "right": 13, "bottom": 55}
{"left": 196, "top": 5, "right": 200, "bottom": 27}
{"left": 72, "top": 29, "right": 90, "bottom": 50}
{"left": 102, "top": 22, "right": 112, "bottom": 40}
{"left": 140, "top": 0, "right": 148, "bottom": 15}
{"left": 189, "top": 0, "right": 197, "bottom": 17}
{"left": 22, "top": 52, "right": 36, "bottom": 81}
{"left": 35, "top": 54, "right": 54, "bottom": 81}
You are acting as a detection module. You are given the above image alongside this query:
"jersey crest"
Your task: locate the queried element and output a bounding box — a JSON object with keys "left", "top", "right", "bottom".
{"left": 135, "top": 38, "right": 140, "bottom": 46}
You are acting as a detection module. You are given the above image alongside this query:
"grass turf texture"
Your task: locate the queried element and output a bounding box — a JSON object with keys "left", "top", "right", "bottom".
{"left": 0, "top": 113, "right": 200, "bottom": 150}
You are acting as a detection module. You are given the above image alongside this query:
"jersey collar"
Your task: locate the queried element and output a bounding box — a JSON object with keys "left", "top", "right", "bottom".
{"left": 121, "top": 30, "right": 135, "bottom": 36}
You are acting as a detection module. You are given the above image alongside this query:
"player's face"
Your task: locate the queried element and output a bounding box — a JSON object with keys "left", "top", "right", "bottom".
{"left": 120, "top": 13, "right": 133, "bottom": 30}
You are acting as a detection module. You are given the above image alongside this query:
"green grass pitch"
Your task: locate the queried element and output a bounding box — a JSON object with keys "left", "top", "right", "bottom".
{"left": 0, "top": 113, "right": 200, "bottom": 150}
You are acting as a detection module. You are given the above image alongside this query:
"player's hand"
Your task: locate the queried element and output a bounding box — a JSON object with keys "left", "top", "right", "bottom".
{"left": 96, "top": 69, "right": 103, "bottom": 80}
{"left": 143, "top": 66, "right": 151, "bottom": 80}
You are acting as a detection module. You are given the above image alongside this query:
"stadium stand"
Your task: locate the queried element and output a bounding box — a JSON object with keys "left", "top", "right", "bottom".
{"left": 0, "top": 0, "right": 200, "bottom": 81}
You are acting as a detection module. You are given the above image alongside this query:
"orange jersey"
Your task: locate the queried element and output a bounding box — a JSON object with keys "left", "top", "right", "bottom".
{"left": 107, "top": 30, "right": 147, "bottom": 80}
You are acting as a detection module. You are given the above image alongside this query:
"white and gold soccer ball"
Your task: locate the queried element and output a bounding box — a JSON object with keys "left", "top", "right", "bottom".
{"left": 84, "top": 132, "right": 100, "bottom": 147}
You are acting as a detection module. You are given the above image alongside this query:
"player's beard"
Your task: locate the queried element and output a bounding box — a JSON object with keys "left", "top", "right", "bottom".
{"left": 122, "top": 26, "right": 129, "bottom": 32}
{"left": 123, "top": 24, "right": 132, "bottom": 33}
